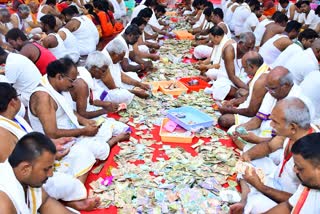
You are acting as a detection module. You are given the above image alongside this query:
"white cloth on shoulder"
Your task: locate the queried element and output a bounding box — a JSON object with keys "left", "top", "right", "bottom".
{"left": 0, "top": 160, "right": 42, "bottom": 214}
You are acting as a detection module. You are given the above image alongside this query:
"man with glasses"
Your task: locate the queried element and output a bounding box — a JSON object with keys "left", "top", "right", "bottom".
{"left": 230, "top": 66, "right": 303, "bottom": 150}
{"left": 230, "top": 97, "right": 317, "bottom": 214}
{"left": 28, "top": 58, "right": 122, "bottom": 209}
{"left": 0, "top": 82, "right": 101, "bottom": 211}
{"left": 0, "top": 46, "right": 41, "bottom": 108}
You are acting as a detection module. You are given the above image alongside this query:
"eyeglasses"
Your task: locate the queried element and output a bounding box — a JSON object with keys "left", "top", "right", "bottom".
{"left": 62, "top": 74, "right": 76, "bottom": 83}
{"left": 265, "top": 86, "right": 280, "bottom": 93}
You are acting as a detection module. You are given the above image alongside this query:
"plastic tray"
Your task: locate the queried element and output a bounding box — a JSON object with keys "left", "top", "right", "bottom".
{"left": 179, "top": 77, "right": 210, "bottom": 92}
{"left": 173, "top": 30, "right": 194, "bottom": 40}
{"left": 159, "top": 80, "right": 188, "bottom": 96}
{"left": 167, "top": 106, "right": 214, "bottom": 131}
{"left": 144, "top": 82, "right": 160, "bottom": 94}
{"left": 160, "top": 118, "right": 194, "bottom": 143}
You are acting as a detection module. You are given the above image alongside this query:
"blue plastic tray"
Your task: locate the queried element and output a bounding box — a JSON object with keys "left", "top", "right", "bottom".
{"left": 167, "top": 106, "right": 214, "bottom": 131}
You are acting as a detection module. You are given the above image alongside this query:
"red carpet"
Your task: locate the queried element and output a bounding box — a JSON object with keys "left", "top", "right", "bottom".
{"left": 81, "top": 114, "right": 237, "bottom": 214}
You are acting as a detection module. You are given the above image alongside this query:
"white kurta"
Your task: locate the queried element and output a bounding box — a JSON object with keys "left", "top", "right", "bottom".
{"left": 5, "top": 53, "right": 41, "bottom": 107}
{"left": 230, "top": 3, "right": 251, "bottom": 36}
{"left": 244, "top": 137, "right": 301, "bottom": 214}
{"left": 0, "top": 161, "right": 42, "bottom": 214}
{"left": 289, "top": 185, "right": 320, "bottom": 213}
{"left": 253, "top": 19, "right": 274, "bottom": 47}
{"left": 71, "top": 15, "right": 99, "bottom": 56}
{"left": 259, "top": 34, "right": 288, "bottom": 65}
{"left": 270, "top": 43, "right": 303, "bottom": 69}
{"left": 284, "top": 48, "right": 318, "bottom": 84}
{"left": 241, "top": 12, "right": 259, "bottom": 34}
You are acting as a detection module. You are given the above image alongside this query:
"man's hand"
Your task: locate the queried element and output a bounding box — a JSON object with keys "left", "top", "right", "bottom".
{"left": 81, "top": 125, "right": 99, "bottom": 136}
{"left": 138, "top": 82, "right": 151, "bottom": 91}
{"left": 240, "top": 152, "right": 251, "bottom": 162}
{"left": 81, "top": 119, "right": 97, "bottom": 126}
{"left": 150, "top": 54, "right": 160, "bottom": 61}
{"left": 243, "top": 167, "right": 264, "bottom": 189}
{"left": 238, "top": 132, "right": 258, "bottom": 143}
{"left": 218, "top": 105, "right": 234, "bottom": 114}
{"left": 143, "top": 61, "right": 153, "bottom": 70}
{"left": 102, "top": 101, "right": 119, "bottom": 113}
{"left": 52, "top": 137, "right": 73, "bottom": 160}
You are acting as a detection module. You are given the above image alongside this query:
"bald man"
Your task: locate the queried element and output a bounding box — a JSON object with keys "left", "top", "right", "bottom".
{"left": 209, "top": 32, "right": 255, "bottom": 101}
{"left": 284, "top": 39, "right": 320, "bottom": 84}
{"left": 230, "top": 97, "right": 317, "bottom": 214}
{"left": 218, "top": 51, "right": 269, "bottom": 129}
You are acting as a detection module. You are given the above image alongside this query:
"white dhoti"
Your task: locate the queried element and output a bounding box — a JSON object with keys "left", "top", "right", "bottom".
{"left": 205, "top": 68, "right": 219, "bottom": 81}
{"left": 193, "top": 45, "right": 213, "bottom": 59}
{"left": 138, "top": 45, "right": 150, "bottom": 54}
{"left": 44, "top": 172, "right": 88, "bottom": 201}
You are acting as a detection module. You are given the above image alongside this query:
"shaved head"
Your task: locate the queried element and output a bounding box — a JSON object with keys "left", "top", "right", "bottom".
{"left": 267, "top": 66, "right": 289, "bottom": 83}
{"left": 266, "top": 66, "right": 294, "bottom": 99}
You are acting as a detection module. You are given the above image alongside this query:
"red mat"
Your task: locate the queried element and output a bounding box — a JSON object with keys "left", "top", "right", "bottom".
{"left": 81, "top": 113, "right": 236, "bottom": 214}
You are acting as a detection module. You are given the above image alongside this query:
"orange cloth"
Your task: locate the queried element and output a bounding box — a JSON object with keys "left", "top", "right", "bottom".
{"left": 97, "top": 10, "right": 114, "bottom": 37}
{"left": 263, "top": 7, "right": 276, "bottom": 17}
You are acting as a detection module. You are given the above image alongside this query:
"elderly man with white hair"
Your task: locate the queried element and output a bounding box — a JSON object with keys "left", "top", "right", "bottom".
{"left": 98, "top": 38, "right": 151, "bottom": 102}
{"left": 230, "top": 97, "right": 318, "bottom": 214}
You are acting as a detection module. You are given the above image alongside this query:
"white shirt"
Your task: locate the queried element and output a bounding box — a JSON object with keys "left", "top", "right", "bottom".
{"left": 289, "top": 185, "right": 320, "bottom": 214}
{"left": 108, "top": 0, "right": 126, "bottom": 20}
{"left": 5, "top": 53, "right": 41, "bottom": 106}
{"left": 241, "top": 12, "right": 259, "bottom": 33}
{"left": 302, "top": 10, "right": 319, "bottom": 30}
{"left": 254, "top": 19, "right": 274, "bottom": 47}
{"left": 230, "top": 3, "right": 251, "bottom": 35}
{"left": 259, "top": 34, "right": 288, "bottom": 65}
{"left": 270, "top": 43, "right": 303, "bottom": 69}
{"left": 131, "top": 4, "right": 146, "bottom": 20}
{"left": 284, "top": 48, "right": 318, "bottom": 84}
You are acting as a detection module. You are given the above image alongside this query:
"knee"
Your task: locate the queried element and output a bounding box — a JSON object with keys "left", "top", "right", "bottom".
{"left": 218, "top": 114, "right": 234, "bottom": 129}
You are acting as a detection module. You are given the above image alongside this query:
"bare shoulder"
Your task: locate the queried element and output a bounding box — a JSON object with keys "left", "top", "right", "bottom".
{"left": 70, "top": 78, "right": 88, "bottom": 97}
{"left": 42, "top": 35, "right": 58, "bottom": 49}
{"left": 0, "top": 191, "right": 17, "bottom": 214}
{"left": 223, "top": 44, "right": 235, "bottom": 59}
{"left": 64, "top": 19, "right": 80, "bottom": 32}
{"left": 30, "top": 91, "right": 57, "bottom": 115}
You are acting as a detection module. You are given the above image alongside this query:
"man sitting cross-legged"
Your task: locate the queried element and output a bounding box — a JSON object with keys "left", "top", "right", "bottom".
{"left": 0, "top": 132, "right": 77, "bottom": 213}
{"left": 230, "top": 97, "right": 318, "bottom": 214}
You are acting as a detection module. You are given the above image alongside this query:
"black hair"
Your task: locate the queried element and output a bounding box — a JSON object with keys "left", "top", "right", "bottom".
{"left": 274, "top": 12, "right": 288, "bottom": 24}
{"left": 213, "top": 8, "right": 224, "bottom": 19}
{"left": 46, "top": 57, "right": 76, "bottom": 78}
{"left": 249, "top": 0, "right": 260, "bottom": 8}
{"left": 295, "top": 1, "right": 302, "bottom": 9}
{"left": 84, "top": 3, "right": 100, "bottom": 24}
{"left": 285, "top": 20, "right": 302, "bottom": 33}
{"left": 298, "top": 29, "right": 319, "bottom": 42}
{"left": 204, "top": 1, "right": 213, "bottom": 9}
{"left": 9, "top": 132, "right": 56, "bottom": 168}
{"left": 137, "top": 8, "right": 153, "bottom": 18}
{"left": 61, "top": 6, "right": 77, "bottom": 17}
{"left": 253, "top": 3, "right": 261, "bottom": 11}
{"left": 192, "top": 0, "right": 202, "bottom": 8}
{"left": 203, "top": 7, "right": 213, "bottom": 17}
{"left": 155, "top": 4, "right": 166, "bottom": 14}
{"left": 40, "top": 14, "right": 56, "bottom": 30}
{"left": 93, "top": 0, "right": 110, "bottom": 12}
{"left": 131, "top": 17, "right": 147, "bottom": 27}
{"left": 300, "top": 1, "right": 310, "bottom": 6}
{"left": 124, "top": 23, "right": 141, "bottom": 36}
{"left": 279, "top": 0, "right": 289, "bottom": 5}
{"left": 0, "top": 82, "right": 18, "bottom": 112}
{"left": 45, "top": 0, "right": 56, "bottom": 5}
{"left": 68, "top": 5, "right": 79, "bottom": 14}
{"left": 315, "top": 5, "right": 320, "bottom": 15}
{"left": 271, "top": 11, "right": 282, "bottom": 20}
{"left": 292, "top": 133, "right": 320, "bottom": 167}
{"left": 209, "top": 25, "right": 224, "bottom": 36}
{"left": 5, "top": 28, "right": 28, "bottom": 42}
{"left": 144, "top": 0, "right": 157, "bottom": 7}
